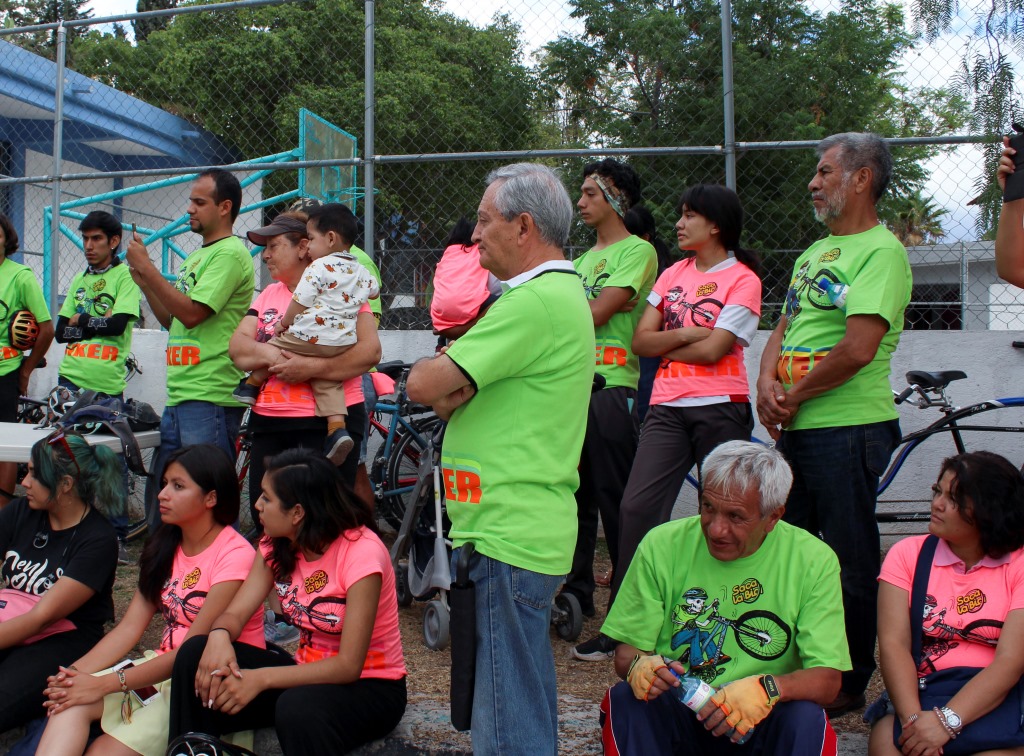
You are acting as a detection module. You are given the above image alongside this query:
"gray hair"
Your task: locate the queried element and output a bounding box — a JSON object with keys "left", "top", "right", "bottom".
{"left": 816, "top": 132, "right": 893, "bottom": 203}
{"left": 700, "top": 440, "right": 793, "bottom": 517}
{"left": 484, "top": 163, "right": 573, "bottom": 248}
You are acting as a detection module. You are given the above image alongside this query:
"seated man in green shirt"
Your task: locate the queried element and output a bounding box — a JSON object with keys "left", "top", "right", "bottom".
{"left": 600, "top": 441, "right": 850, "bottom": 756}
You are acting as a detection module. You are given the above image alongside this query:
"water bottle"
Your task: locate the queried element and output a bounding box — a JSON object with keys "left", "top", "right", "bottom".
{"left": 668, "top": 668, "right": 754, "bottom": 744}
{"left": 817, "top": 277, "right": 849, "bottom": 311}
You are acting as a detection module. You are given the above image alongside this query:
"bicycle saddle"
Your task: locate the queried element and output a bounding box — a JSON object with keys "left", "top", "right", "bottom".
{"left": 375, "top": 360, "right": 411, "bottom": 380}
{"left": 905, "top": 370, "right": 967, "bottom": 389}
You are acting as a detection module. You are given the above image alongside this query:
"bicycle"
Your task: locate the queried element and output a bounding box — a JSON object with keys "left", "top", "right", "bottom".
{"left": 16, "top": 361, "right": 151, "bottom": 543}
{"left": 671, "top": 600, "right": 792, "bottom": 683}
{"left": 280, "top": 585, "right": 347, "bottom": 634}
{"left": 366, "top": 363, "right": 440, "bottom": 530}
{"left": 875, "top": 368, "right": 1024, "bottom": 525}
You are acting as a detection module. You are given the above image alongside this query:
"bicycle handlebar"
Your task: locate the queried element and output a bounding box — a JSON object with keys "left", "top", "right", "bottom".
{"left": 894, "top": 386, "right": 916, "bottom": 405}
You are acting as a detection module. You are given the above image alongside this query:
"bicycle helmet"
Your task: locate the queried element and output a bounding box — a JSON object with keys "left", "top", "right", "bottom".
{"left": 9, "top": 309, "right": 39, "bottom": 350}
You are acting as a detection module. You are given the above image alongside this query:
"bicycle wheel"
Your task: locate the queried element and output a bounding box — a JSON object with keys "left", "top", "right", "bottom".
{"left": 124, "top": 447, "right": 153, "bottom": 543}
{"left": 382, "top": 416, "right": 441, "bottom": 531}
{"left": 181, "top": 590, "right": 206, "bottom": 621}
{"left": 962, "top": 618, "right": 1002, "bottom": 646}
{"left": 689, "top": 297, "right": 723, "bottom": 328}
{"left": 732, "top": 610, "right": 791, "bottom": 660}
{"left": 307, "top": 596, "right": 347, "bottom": 634}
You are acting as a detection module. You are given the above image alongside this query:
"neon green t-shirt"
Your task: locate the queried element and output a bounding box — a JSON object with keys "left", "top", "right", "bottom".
{"left": 166, "top": 236, "right": 255, "bottom": 406}
{"left": 602, "top": 518, "right": 851, "bottom": 683}
{"left": 574, "top": 235, "right": 657, "bottom": 389}
{"left": 443, "top": 265, "right": 595, "bottom": 575}
{"left": 350, "top": 245, "right": 381, "bottom": 318}
{"left": 778, "top": 224, "right": 911, "bottom": 430}
{"left": 0, "top": 259, "right": 51, "bottom": 377}
{"left": 58, "top": 260, "right": 141, "bottom": 395}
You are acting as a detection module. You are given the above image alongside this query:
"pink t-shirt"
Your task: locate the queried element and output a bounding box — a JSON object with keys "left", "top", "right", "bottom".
{"left": 261, "top": 527, "right": 406, "bottom": 679}
{"left": 159, "top": 526, "right": 264, "bottom": 653}
{"left": 879, "top": 535, "right": 1024, "bottom": 674}
{"left": 648, "top": 257, "right": 761, "bottom": 406}
{"left": 250, "top": 282, "right": 366, "bottom": 417}
{"left": 430, "top": 243, "right": 492, "bottom": 331}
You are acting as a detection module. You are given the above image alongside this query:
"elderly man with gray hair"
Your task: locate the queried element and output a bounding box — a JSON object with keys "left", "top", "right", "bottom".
{"left": 756, "top": 132, "right": 911, "bottom": 717}
{"left": 599, "top": 440, "right": 850, "bottom": 756}
{"left": 407, "top": 163, "right": 595, "bottom": 755}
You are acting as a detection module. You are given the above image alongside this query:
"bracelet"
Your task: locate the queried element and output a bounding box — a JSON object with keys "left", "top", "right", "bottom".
{"left": 210, "top": 627, "right": 231, "bottom": 637}
{"left": 932, "top": 708, "right": 957, "bottom": 740}
{"left": 115, "top": 668, "right": 128, "bottom": 693}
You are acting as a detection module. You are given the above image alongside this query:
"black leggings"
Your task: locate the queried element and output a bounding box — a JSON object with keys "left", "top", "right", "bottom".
{"left": 169, "top": 635, "right": 407, "bottom": 755}
{"left": 0, "top": 627, "right": 102, "bottom": 733}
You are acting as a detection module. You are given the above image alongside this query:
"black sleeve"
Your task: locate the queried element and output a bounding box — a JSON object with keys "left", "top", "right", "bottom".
{"left": 81, "top": 312, "right": 132, "bottom": 339}
{"left": 61, "top": 511, "right": 117, "bottom": 595}
{"left": 55, "top": 315, "right": 82, "bottom": 344}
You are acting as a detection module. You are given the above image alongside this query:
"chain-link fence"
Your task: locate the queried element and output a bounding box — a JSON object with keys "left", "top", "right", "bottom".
{"left": 0, "top": 0, "right": 1020, "bottom": 330}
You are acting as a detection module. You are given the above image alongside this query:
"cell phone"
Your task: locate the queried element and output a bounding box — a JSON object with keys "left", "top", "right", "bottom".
{"left": 113, "top": 659, "right": 160, "bottom": 706}
{"left": 131, "top": 223, "right": 138, "bottom": 238}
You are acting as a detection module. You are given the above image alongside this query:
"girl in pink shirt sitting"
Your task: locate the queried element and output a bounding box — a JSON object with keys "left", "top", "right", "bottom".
{"left": 38, "top": 445, "right": 263, "bottom": 756}
{"left": 168, "top": 448, "right": 406, "bottom": 755}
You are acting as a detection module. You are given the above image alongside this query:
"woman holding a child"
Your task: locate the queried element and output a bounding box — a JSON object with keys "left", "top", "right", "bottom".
{"left": 227, "top": 209, "right": 380, "bottom": 525}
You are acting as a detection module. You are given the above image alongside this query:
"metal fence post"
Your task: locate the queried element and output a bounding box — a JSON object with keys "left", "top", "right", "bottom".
{"left": 48, "top": 22, "right": 67, "bottom": 312}
{"left": 720, "top": 0, "right": 736, "bottom": 191}
{"left": 958, "top": 241, "right": 969, "bottom": 327}
{"left": 364, "top": 0, "right": 375, "bottom": 260}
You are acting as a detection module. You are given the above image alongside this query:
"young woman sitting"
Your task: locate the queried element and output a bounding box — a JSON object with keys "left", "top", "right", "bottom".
{"left": 168, "top": 448, "right": 407, "bottom": 754}
{"left": 37, "top": 445, "right": 264, "bottom": 756}
{"left": 0, "top": 430, "right": 121, "bottom": 734}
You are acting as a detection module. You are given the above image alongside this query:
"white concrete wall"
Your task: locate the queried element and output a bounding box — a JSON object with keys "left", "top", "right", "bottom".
{"left": 27, "top": 328, "right": 1024, "bottom": 520}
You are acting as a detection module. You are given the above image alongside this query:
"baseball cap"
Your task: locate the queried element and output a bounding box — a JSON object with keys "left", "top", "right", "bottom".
{"left": 246, "top": 214, "right": 308, "bottom": 246}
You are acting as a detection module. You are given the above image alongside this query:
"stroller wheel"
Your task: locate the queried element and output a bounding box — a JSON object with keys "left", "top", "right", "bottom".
{"left": 395, "top": 560, "right": 413, "bottom": 608}
{"left": 423, "top": 599, "right": 450, "bottom": 651}
{"left": 553, "top": 592, "right": 583, "bottom": 641}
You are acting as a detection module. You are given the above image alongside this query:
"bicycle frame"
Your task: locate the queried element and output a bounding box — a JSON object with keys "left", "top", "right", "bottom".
{"left": 876, "top": 396, "right": 1024, "bottom": 523}
{"left": 369, "top": 399, "right": 432, "bottom": 500}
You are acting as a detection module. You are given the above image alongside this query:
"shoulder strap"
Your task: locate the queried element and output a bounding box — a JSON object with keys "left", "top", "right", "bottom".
{"left": 910, "top": 534, "right": 940, "bottom": 667}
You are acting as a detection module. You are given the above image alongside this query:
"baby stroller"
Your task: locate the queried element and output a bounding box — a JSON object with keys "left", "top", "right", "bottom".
{"left": 388, "top": 420, "right": 585, "bottom": 648}
{"left": 390, "top": 421, "right": 454, "bottom": 650}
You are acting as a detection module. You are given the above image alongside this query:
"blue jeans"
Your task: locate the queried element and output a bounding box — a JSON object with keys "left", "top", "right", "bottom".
{"left": 145, "top": 401, "right": 243, "bottom": 531}
{"left": 777, "top": 419, "right": 900, "bottom": 696}
{"left": 451, "top": 547, "right": 564, "bottom": 756}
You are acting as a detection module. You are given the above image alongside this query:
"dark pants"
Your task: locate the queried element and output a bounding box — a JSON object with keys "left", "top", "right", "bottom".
{"left": 636, "top": 356, "right": 659, "bottom": 423}
{"left": 248, "top": 423, "right": 325, "bottom": 527}
{"left": 600, "top": 681, "right": 837, "bottom": 756}
{"left": 169, "top": 635, "right": 407, "bottom": 755}
{"left": 612, "top": 402, "right": 753, "bottom": 604}
{"left": 777, "top": 420, "right": 901, "bottom": 696}
{"left": 0, "top": 627, "right": 102, "bottom": 732}
{"left": 565, "top": 386, "right": 639, "bottom": 611}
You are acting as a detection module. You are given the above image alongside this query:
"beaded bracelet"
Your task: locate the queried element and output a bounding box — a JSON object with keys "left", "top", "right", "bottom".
{"left": 117, "top": 668, "right": 134, "bottom": 725}
{"left": 932, "top": 708, "right": 958, "bottom": 740}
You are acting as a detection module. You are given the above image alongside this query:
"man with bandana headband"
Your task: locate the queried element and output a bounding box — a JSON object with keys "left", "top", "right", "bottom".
{"left": 568, "top": 159, "right": 657, "bottom": 661}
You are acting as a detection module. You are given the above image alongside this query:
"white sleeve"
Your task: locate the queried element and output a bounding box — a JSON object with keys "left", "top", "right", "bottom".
{"left": 713, "top": 304, "right": 759, "bottom": 347}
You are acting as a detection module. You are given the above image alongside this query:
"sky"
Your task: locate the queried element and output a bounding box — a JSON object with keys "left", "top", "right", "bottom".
{"left": 81, "top": 0, "right": 1018, "bottom": 241}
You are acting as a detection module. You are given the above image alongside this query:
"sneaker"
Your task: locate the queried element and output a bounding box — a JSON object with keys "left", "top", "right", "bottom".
{"left": 117, "top": 539, "right": 131, "bottom": 566}
{"left": 325, "top": 428, "right": 354, "bottom": 465}
{"left": 232, "top": 380, "right": 260, "bottom": 406}
{"left": 264, "top": 609, "right": 299, "bottom": 645}
{"left": 572, "top": 633, "right": 617, "bottom": 661}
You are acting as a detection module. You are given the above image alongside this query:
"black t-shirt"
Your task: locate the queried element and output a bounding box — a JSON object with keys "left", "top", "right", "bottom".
{"left": 0, "top": 497, "right": 117, "bottom": 634}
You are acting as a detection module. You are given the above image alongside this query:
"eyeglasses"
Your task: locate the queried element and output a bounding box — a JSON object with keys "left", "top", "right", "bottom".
{"left": 46, "top": 430, "right": 81, "bottom": 478}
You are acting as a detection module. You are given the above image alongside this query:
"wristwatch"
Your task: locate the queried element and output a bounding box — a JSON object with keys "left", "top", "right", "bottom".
{"left": 759, "top": 674, "right": 781, "bottom": 706}
{"left": 938, "top": 706, "right": 963, "bottom": 733}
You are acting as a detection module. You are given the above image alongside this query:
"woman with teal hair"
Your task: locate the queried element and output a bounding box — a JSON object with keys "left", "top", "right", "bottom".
{"left": 0, "top": 429, "right": 121, "bottom": 733}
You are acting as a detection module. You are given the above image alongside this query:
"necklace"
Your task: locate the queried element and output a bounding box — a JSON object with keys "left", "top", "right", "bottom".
{"left": 33, "top": 504, "right": 90, "bottom": 582}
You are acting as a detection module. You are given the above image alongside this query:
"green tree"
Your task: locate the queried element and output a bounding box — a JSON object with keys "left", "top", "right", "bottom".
{"left": 9, "top": 0, "right": 93, "bottom": 61}
{"left": 133, "top": 0, "right": 176, "bottom": 42}
{"left": 883, "top": 190, "right": 949, "bottom": 245}
{"left": 539, "top": 0, "right": 967, "bottom": 296}
{"left": 72, "top": 0, "right": 539, "bottom": 245}
{"left": 910, "top": 0, "right": 1023, "bottom": 236}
